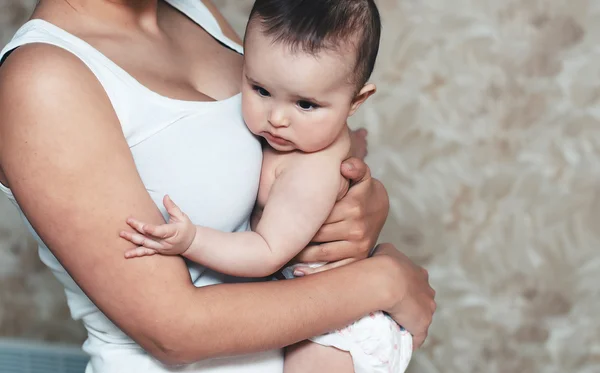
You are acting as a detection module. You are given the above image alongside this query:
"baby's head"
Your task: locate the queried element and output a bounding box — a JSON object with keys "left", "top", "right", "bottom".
{"left": 241, "top": 0, "right": 381, "bottom": 152}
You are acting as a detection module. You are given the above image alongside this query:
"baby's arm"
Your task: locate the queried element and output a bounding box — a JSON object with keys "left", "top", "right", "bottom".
{"left": 189, "top": 154, "right": 341, "bottom": 276}
{"left": 122, "top": 154, "right": 342, "bottom": 277}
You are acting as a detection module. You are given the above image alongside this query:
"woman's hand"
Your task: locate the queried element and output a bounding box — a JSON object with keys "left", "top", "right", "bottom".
{"left": 295, "top": 243, "right": 436, "bottom": 349}
{"left": 373, "top": 243, "right": 436, "bottom": 349}
{"left": 294, "top": 157, "right": 389, "bottom": 265}
{"left": 349, "top": 127, "right": 368, "bottom": 159}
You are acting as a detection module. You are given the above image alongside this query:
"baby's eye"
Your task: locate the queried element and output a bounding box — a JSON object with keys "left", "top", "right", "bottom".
{"left": 297, "top": 100, "right": 319, "bottom": 111}
{"left": 253, "top": 85, "right": 271, "bottom": 97}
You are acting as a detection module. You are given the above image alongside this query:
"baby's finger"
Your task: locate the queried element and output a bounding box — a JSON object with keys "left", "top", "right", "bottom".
{"left": 126, "top": 218, "right": 167, "bottom": 238}
{"left": 142, "top": 223, "right": 177, "bottom": 239}
{"left": 126, "top": 217, "right": 150, "bottom": 234}
{"left": 124, "top": 247, "right": 158, "bottom": 259}
{"left": 119, "top": 231, "right": 164, "bottom": 250}
{"left": 294, "top": 258, "right": 357, "bottom": 276}
{"left": 164, "top": 195, "right": 184, "bottom": 218}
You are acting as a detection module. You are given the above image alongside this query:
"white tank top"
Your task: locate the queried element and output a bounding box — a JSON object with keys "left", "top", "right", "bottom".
{"left": 0, "top": 1, "right": 284, "bottom": 372}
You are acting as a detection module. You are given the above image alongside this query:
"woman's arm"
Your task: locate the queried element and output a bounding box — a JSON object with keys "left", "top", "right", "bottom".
{"left": 0, "top": 45, "right": 432, "bottom": 364}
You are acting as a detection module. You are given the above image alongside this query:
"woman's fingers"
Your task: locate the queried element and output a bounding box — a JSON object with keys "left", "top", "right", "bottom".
{"left": 349, "top": 128, "right": 368, "bottom": 160}
{"left": 340, "top": 157, "right": 370, "bottom": 183}
{"left": 311, "top": 220, "right": 350, "bottom": 242}
{"left": 412, "top": 331, "right": 428, "bottom": 351}
{"left": 124, "top": 247, "right": 158, "bottom": 259}
{"left": 371, "top": 243, "right": 436, "bottom": 350}
{"left": 309, "top": 219, "right": 371, "bottom": 261}
{"left": 294, "top": 258, "right": 357, "bottom": 276}
{"left": 295, "top": 240, "right": 358, "bottom": 263}
{"left": 354, "top": 128, "right": 368, "bottom": 137}
{"left": 119, "top": 231, "right": 164, "bottom": 250}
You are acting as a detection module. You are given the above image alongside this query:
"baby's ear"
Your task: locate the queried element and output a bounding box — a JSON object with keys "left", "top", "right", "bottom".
{"left": 349, "top": 83, "right": 376, "bottom": 116}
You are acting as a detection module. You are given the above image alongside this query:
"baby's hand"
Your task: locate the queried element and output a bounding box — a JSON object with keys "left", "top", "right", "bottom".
{"left": 120, "top": 195, "right": 196, "bottom": 259}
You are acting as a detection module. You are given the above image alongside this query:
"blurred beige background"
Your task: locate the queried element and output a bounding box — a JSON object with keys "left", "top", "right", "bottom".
{"left": 1, "top": 1, "right": 599, "bottom": 372}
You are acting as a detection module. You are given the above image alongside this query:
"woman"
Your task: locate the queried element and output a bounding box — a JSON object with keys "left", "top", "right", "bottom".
{"left": 0, "top": 1, "right": 435, "bottom": 372}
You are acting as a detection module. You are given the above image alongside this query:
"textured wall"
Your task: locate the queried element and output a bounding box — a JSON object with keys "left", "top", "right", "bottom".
{"left": 1, "top": 1, "right": 599, "bottom": 372}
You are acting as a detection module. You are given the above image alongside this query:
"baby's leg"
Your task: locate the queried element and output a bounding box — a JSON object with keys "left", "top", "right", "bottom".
{"left": 284, "top": 340, "right": 354, "bottom": 373}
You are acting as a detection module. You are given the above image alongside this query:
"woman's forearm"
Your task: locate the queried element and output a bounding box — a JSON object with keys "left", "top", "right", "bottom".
{"left": 154, "top": 255, "right": 395, "bottom": 365}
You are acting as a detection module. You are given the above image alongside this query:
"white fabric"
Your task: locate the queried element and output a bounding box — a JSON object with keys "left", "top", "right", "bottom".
{"left": 312, "top": 312, "right": 412, "bottom": 373}
{"left": 0, "top": 1, "right": 283, "bottom": 372}
{"left": 283, "top": 266, "right": 413, "bottom": 372}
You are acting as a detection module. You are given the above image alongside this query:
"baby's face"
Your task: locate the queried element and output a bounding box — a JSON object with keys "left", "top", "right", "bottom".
{"left": 241, "top": 29, "right": 360, "bottom": 153}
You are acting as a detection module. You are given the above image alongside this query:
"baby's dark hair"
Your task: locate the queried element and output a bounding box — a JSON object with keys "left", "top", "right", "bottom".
{"left": 246, "top": 0, "right": 381, "bottom": 88}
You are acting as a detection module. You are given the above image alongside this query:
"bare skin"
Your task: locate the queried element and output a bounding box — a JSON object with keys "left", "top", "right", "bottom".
{"left": 0, "top": 0, "right": 435, "bottom": 367}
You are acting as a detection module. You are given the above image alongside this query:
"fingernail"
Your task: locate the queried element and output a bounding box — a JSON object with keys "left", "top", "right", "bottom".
{"left": 342, "top": 163, "right": 354, "bottom": 172}
{"left": 293, "top": 270, "right": 305, "bottom": 277}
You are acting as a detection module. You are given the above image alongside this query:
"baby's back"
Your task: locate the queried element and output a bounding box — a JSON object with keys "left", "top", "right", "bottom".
{"left": 256, "top": 129, "right": 352, "bottom": 211}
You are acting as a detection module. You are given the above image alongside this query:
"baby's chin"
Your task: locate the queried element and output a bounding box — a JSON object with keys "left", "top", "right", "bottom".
{"left": 261, "top": 136, "right": 325, "bottom": 153}
{"left": 265, "top": 140, "right": 298, "bottom": 152}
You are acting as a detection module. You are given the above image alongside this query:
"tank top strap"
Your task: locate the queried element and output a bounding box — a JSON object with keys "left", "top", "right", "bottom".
{"left": 166, "top": 0, "right": 244, "bottom": 55}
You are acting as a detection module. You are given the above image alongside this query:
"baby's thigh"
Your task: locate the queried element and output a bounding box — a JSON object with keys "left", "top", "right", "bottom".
{"left": 284, "top": 340, "right": 354, "bottom": 373}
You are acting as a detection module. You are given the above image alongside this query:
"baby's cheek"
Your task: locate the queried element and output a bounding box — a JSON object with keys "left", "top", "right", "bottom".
{"left": 241, "top": 97, "right": 261, "bottom": 134}
{"left": 301, "top": 126, "right": 340, "bottom": 152}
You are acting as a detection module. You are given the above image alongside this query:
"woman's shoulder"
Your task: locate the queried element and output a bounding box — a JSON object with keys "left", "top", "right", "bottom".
{"left": 0, "top": 43, "right": 121, "bottom": 168}
{"left": 0, "top": 43, "right": 101, "bottom": 103}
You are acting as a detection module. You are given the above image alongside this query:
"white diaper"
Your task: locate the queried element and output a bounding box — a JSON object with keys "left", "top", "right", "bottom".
{"left": 282, "top": 264, "right": 413, "bottom": 373}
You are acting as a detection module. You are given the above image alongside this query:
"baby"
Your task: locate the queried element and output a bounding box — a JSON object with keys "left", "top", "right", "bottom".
{"left": 120, "top": 0, "right": 412, "bottom": 372}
